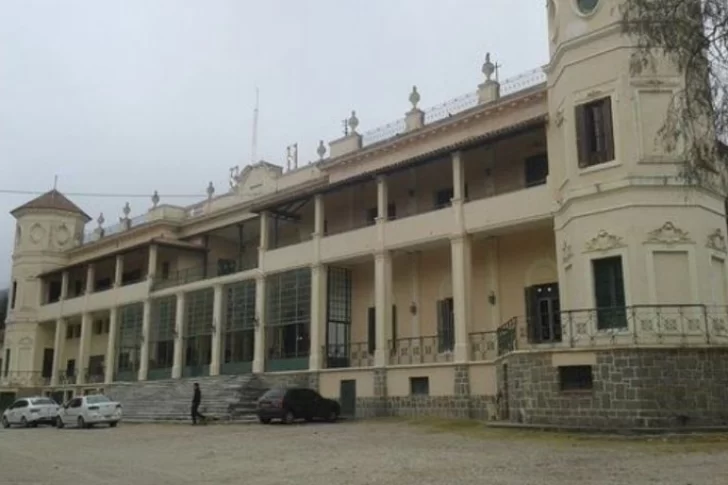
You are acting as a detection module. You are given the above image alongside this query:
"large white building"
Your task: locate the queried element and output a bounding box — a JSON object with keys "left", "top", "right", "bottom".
{"left": 2, "top": 0, "right": 728, "bottom": 427}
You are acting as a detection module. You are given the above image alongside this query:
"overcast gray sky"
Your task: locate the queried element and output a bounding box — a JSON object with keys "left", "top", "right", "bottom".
{"left": 0, "top": 0, "right": 548, "bottom": 286}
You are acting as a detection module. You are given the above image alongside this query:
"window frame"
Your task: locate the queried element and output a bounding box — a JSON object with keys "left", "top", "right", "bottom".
{"left": 591, "top": 255, "right": 628, "bottom": 330}
{"left": 558, "top": 365, "right": 594, "bottom": 391}
{"left": 575, "top": 96, "right": 615, "bottom": 169}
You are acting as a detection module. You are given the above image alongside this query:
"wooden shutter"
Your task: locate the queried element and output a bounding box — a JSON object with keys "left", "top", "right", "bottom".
{"left": 575, "top": 104, "right": 589, "bottom": 168}
{"left": 367, "top": 307, "right": 376, "bottom": 355}
{"left": 602, "top": 97, "right": 615, "bottom": 162}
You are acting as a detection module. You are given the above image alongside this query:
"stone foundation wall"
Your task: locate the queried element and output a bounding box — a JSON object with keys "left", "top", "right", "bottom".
{"left": 500, "top": 348, "right": 728, "bottom": 429}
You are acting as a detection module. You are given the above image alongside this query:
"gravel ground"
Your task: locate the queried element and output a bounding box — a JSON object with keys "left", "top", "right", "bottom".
{"left": 1, "top": 420, "right": 727, "bottom": 485}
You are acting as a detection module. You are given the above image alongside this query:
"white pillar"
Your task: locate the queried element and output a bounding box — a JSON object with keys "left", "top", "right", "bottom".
{"left": 210, "top": 284, "right": 224, "bottom": 376}
{"left": 314, "top": 194, "right": 325, "bottom": 236}
{"left": 259, "top": 212, "right": 269, "bottom": 250}
{"left": 85, "top": 264, "right": 95, "bottom": 295}
{"left": 309, "top": 264, "right": 327, "bottom": 370}
{"left": 374, "top": 251, "right": 392, "bottom": 367}
{"left": 138, "top": 300, "right": 151, "bottom": 381}
{"left": 451, "top": 234, "right": 472, "bottom": 363}
{"left": 76, "top": 313, "right": 92, "bottom": 385}
{"left": 253, "top": 275, "right": 266, "bottom": 373}
{"left": 60, "top": 271, "right": 69, "bottom": 300}
{"left": 50, "top": 318, "right": 66, "bottom": 387}
{"left": 376, "top": 175, "right": 388, "bottom": 220}
{"left": 452, "top": 151, "right": 465, "bottom": 201}
{"left": 114, "top": 255, "right": 124, "bottom": 287}
{"left": 148, "top": 244, "right": 158, "bottom": 280}
{"left": 172, "top": 292, "right": 185, "bottom": 379}
{"left": 105, "top": 307, "right": 118, "bottom": 384}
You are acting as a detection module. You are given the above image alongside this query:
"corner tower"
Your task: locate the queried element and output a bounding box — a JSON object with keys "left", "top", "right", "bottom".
{"left": 2, "top": 190, "right": 89, "bottom": 376}
{"left": 545, "top": 1, "right": 728, "bottom": 321}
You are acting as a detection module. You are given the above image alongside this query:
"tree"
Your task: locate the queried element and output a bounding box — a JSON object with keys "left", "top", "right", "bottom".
{"left": 620, "top": 0, "right": 728, "bottom": 186}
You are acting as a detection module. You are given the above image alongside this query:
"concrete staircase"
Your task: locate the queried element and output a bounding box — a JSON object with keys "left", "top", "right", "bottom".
{"left": 105, "top": 374, "right": 267, "bottom": 424}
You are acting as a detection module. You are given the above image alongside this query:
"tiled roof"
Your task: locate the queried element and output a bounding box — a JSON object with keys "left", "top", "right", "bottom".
{"left": 11, "top": 189, "right": 91, "bottom": 221}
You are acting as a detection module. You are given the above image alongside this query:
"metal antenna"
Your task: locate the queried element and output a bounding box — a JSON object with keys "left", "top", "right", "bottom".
{"left": 342, "top": 118, "right": 349, "bottom": 136}
{"left": 251, "top": 87, "right": 259, "bottom": 164}
{"left": 494, "top": 62, "right": 502, "bottom": 82}
{"left": 53, "top": 175, "right": 58, "bottom": 190}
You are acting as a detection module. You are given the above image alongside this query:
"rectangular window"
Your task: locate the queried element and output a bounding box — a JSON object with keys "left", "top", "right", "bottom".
{"left": 434, "top": 188, "right": 454, "bottom": 209}
{"left": 366, "top": 207, "right": 377, "bottom": 226}
{"left": 559, "top": 365, "right": 594, "bottom": 391}
{"left": 367, "top": 307, "right": 376, "bottom": 355}
{"left": 161, "top": 262, "right": 170, "bottom": 280}
{"left": 10, "top": 280, "right": 17, "bottom": 309}
{"left": 525, "top": 153, "right": 549, "bottom": 187}
{"left": 410, "top": 377, "right": 430, "bottom": 396}
{"left": 48, "top": 281, "right": 62, "bottom": 303}
{"left": 592, "top": 256, "right": 627, "bottom": 330}
{"left": 437, "top": 298, "right": 454, "bottom": 353}
{"left": 575, "top": 96, "right": 615, "bottom": 168}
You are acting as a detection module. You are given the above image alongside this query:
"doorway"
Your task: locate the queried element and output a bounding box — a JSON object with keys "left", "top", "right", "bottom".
{"left": 42, "top": 348, "right": 54, "bottom": 380}
{"left": 525, "top": 283, "right": 562, "bottom": 343}
{"left": 339, "top": 380, "right": 356, "bottom": 418}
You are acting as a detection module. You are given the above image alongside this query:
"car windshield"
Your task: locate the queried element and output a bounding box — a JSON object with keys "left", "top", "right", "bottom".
{"left": 30, "top": 398, "right": 56, "bottom": 405}
{"left": 86, "top": 396, "right": 110, "bottom": 404}
{"left": 261, "top": 388, "right": 285, "bottom": 399}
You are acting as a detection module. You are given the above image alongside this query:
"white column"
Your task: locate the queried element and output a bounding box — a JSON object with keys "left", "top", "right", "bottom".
{"left": 60, "top": 271, "right": 69, "bottom": 300}
{"left": 258, "top": 212, "right": 269, "bottom": 272}
{"left": 172, "top": 292, "right": 185, "bottom": 379}
{"left": 148, "top": 244, "right": 158, "bottom": 280}
{"left": 313, "top": 194, "right": 325, "bottom": 236}
{"left": 114, "top": 255, "right": 124, "bottom": 287}
{"left": 50, "top": 318, "right": 66, "bottom": 387}
{"left": 309, "top": 264, "right": 327, "bottom": 370}
{"left": 451, "top": 234, "right": 472, "bottom": 363}
{"left": 210, "top": 284, "right": 224, "bottom": 376}
{"left": 452, "top": 151, "right": 465, "bottom": 200}
{"left": 85, "top": 264, "right": 95, "bottom": 295}
{"left": 76, "top": 313, "right": 92, "bottom": 385}
{"left": 105, "top": 307, "right": 118, "bottom": 384}
{"left": 138, "top": 300, "right": 151, "bottom": 381}
{"left": 374, "top": 250, "right": 392, "bottom": 367}
{"left": 376, "top": 175, "right": 388, "bottom": 221}
{"left": 253, "top": 275, "right": 266, "bottom": 373}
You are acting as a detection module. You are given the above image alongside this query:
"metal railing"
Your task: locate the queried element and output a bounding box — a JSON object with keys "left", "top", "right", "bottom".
{"left": 497, "top": 304, "right": 728, "bottom": 355}
{"left": 324, "top": 342, "right": 372, "bottom": 368}
{"left": 388, "top": 335, "right": 454, "bottom": 365}
{"left": 83, "top": 368, "right": 105, "bottom": 384}
{"left": 153, "top": 258, "right": 258, "bottom": 291}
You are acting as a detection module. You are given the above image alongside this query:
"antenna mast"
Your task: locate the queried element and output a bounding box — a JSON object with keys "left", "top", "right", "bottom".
{"left": 251, "top": 87, "right": 259, "bottom": 164}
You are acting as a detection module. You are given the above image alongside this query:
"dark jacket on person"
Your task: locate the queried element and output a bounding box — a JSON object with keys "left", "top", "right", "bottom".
{"left": 193, "top": 388, "right": 201, "bottom": 405}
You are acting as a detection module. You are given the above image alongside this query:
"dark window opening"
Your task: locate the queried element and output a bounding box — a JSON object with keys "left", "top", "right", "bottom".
{"left": 559, "top": 365, "right": 594, "bottom": 391}
{"left": 161, "top": 262, "right": 170, "bottom": 280}
{"left": 525, "top": 153, "right": 549, "bottom": 187}
{"left": 10, "top": 281, "right": 17, "bottom": 309}
{"left": 73, "top": 280, "right": 84, "bottom": 296}
{"left": 217, "top": 258, "right": 237, "bottom": 277}
{"left": 95, "top": 278, "right": 112, "bottom": 292}
{"left": 366, "top": 207, "right": 377, "bottom": 226}
{"left": 48, "top": 280, "right": 62, "bottom": 303}
{"left": 410, "top": 377, "right": 430, "bottom": 396}
{"left": 121, "top": 269, "right": 142, "bottom": 285}
{"left": 437, "top": 298, "right": 454, "bottom": 353}
{"left": 592, "top": 256, "right": 627, "bottom": 330}
{"left": 65, "top": 359, "right": 76, "bottom": 378}
{"left": 434, "top": 188, "right": 454, "bottom": 209}
{"left": 367, "top": 307, "right": 376, "bottom": 355}
{"left": 576, "top": 96, "right": 615, "bottom": 168}
{"left": 4, "top": 349, "right": 10, "bottom": 377}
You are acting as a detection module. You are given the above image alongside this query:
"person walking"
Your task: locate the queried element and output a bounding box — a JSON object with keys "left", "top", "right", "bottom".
{"left": 191, "top": 383, "right": 206, "bottom": 425}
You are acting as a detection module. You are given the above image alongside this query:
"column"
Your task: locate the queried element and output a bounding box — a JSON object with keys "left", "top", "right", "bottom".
{"left": 50, "top": 318, "right": 66, "bottom": 387}
{"left": 148, "top": 244, "right": 158, "bottom": 280}
{"left": 60, "top": 271, "right": 69, "bottom": 300}
{"left": 172, "top": 292, "right": 185, "bottom": 379}
{"left": 376, "top": 175, "right": 388, "bottom": 221}
{"left": 313, "top": 194, "right": 325, "bottom": 236}
{"left": 451, "top": 234, "right": 472, "bottom": 363}
{"left": 85, "top": 264, "right": 95, "bottom": 295}
{"left": 114, "top": 254, "right": 124, "bottom": 287}
{"left": 210, "top": 284, "right": 224, "bottom": 376}
{"left": 258, "top": 212, "right": 269, "bottom": 272}
{"left": 452, "top": 151, "right": 465, "bottom": 200}
{"left": 137, "top": 300, "right": 151, "bottom": 381}
{"left": 253, "top": 275, "right": 266, "bottom": 373}
{"left": 105, "top": 307, "right": 118, "bottom": 384}
{"left": 76, "top": 313, "right": 92, "bottom": 384}
{"left": 309, "top": 264, "right": 327, "bottom": 370}
{"left": 374, "top": 250, "right": 392, "bottom": 367}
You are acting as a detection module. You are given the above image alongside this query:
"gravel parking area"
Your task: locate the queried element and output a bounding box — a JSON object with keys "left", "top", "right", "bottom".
{"left": 1, "top": 419, "right": 727, "bottom": 485}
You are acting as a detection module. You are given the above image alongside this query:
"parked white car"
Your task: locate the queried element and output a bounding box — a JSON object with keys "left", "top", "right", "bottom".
{"left": 2, "top": 397, "right": 60, "bottom": 428}
{"left": 56, "top": 395, "right": 122, "bottom": 429}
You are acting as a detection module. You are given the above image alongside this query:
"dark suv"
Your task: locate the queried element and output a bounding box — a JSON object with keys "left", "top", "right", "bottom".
{"left": 256, "top": 387, "right": 340, "bottom": 424}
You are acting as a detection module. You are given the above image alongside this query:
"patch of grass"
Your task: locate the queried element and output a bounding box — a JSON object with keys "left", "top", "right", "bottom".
{"left": 390, "top": 417, "right": 728, "bottom": 454}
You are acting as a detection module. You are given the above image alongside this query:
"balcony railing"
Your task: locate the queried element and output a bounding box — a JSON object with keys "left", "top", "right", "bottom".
{"left": 389, "top": 336, "right": 454, "bottom": 365}
{"left": 324, "top": 342, "right": 372, "bottom": 368}
{"left": 497, "top": 304, "right": 728, "bottom": 355}
{"left": 153, "top": 258, "right": 257, "bottom": 291}
{"left": 0, "top": 371, "right": 50, "bottom": 388}
{"left": 468, "top": 331, "right": 498, "bottom": 361}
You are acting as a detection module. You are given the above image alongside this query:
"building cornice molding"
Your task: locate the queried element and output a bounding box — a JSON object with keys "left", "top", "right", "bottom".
{"left": 544, "top": 22, "right": 624, "bottom": 76}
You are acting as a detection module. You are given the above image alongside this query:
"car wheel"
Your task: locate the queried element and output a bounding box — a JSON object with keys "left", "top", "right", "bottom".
{"left": 109, "top": 421, "right": 118, "bottom": 428}
{"left": 78, "top": 416, "right": 87, "bottom": 429}
{"left": 327, "top": 409, "right": 339, "bottom": 423}
{"left": 56, "top": 417, "right": 65, "bottom": 429}
{"left": 283, "top": 410, "right": 295, "bottom": 425}
{"left": 20, "top": 417, "right": 28, "bottom": 428}
{"left": 1, "top": 416, "right": 9, "bottom": 429}
{"left": 258, "top": 417, "right": 271, "bottom": 424}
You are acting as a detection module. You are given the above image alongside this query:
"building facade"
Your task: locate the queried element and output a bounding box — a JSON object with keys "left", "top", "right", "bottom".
{"left": 3, "top": 0, "right": 728, "bottom": 428}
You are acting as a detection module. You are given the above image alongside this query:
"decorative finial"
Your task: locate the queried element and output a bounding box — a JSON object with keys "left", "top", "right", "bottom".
{"left": 348, "top": 110, "right": 359, "bottom": 133}
{"left": 482, "top": 52, "right": 495, "bottom": 82}
{"left": 151, "top": 190, "right": 160, "bottom": 208}
{"left": 317, "top": 140, "right": 326, "bottom": 160}
{"left": 122, "top": 202, "right": 131, "bottom": 218}
{"left": 207, "top": 181, "right": 215, "bottom": 199}
{"left": 409, "top": 85, "right": 421, "bottom": 110}
{"left": 97, "top": 213, "right": 105, "bottom": 228}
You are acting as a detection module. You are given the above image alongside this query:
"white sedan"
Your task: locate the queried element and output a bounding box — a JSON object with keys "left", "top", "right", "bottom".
{"left": 2, "top": 397, "right": 60, "bottom": 428}
{"left": 56, "top": 395, "right": 123, "bottom": 429}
